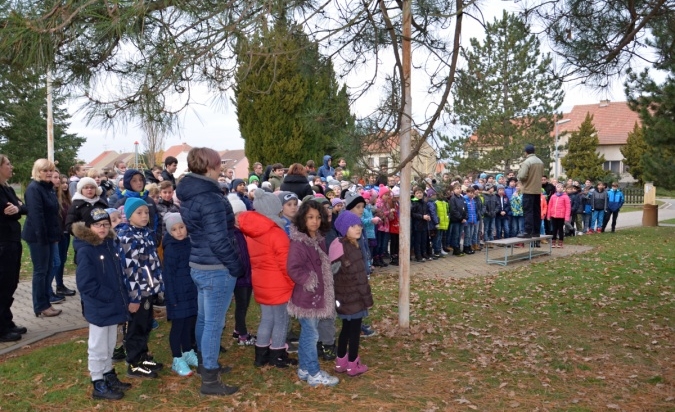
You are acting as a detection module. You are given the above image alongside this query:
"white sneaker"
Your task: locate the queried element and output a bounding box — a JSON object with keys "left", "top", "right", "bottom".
{"left": 297, "top": 368, "right": 309, "bottom": 381}
{"left": 307, "top": 370, "right": 339, "bottom": 387}
{"left": 440, "top": 249, "right": 448, "bottom": 255}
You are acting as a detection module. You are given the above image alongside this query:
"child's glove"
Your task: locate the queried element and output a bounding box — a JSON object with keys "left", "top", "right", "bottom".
{"left": 371, "top": 217, "right": 381, "bottom": 225}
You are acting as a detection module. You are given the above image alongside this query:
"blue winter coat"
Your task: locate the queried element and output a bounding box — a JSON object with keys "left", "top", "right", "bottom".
{"left": 21, "top": 180, "right": 60, "bottom": 244}
{"left": 607, "top": 189, "right": 625, "bottom": 212}
{"left": 176, "top": 173, "right": 244, "bottom": 277}
{"left": 317, "top": 155, "right": 335, "bottom": 180}
{"left": 72, "top": 222, "right": 129, "bottom": 327}
{"left": 427, "top": 200, "right": 439, "bottom": 229}
{"left": 162, "top": 232, "right": 198, "bottom": 320}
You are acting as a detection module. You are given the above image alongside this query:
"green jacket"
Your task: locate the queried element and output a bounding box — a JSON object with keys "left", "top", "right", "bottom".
{"left": 435, "top": 199, "right": 449, "bottom": 230}
{"left": 518, "top": 154, "right": 544, "bottom": 195}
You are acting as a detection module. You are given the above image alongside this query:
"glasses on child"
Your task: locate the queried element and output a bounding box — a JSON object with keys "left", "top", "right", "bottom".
{"left": 91, "top": 222, "right": 111, "bottom": 229}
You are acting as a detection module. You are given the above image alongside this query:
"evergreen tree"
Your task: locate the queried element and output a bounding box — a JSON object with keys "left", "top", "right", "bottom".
{"left": 234, "top": 17, "right": 354, "bottom": 167}
{"left": 0, "top": 68, "right": 85, "bottom": 185}
{"left": 560, "top": 113, "right": 608, "bottom": 182}
{"left": 443, "top": 11, "right": 564, "bottom": 174}
{"left": 620, "top": 122, "right": 648, "bottom": 185}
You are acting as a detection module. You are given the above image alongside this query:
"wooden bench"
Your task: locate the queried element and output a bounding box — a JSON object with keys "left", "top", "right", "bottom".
{"left": 484, "top": 235, "right": 553, "bottom": 266}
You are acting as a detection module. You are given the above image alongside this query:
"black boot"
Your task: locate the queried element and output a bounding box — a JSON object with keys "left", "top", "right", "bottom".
{"left": 372, "top": 256, "right": 382, "bottom": 267}
{"left": 321, "top": 343, "right": 337, "bottom": 361}
{"left": 92, "top": 379, "right": 124, "bottom": 400}
{"left": 453, "top": 248, "right": 465, "bottom": 256}
{"left": 389, "top": 255, "right": 399, "bottom": 266}
{"left": 200, "top": 367, "right": 238, "bottom": 396}
{"left": 196, "top": 351, "right": 232, "bottom": 376}
{"left": 254, "top": 345, "right": 270, "bottom": 367}
{"left": 103, "top": 369, "right": 131, "bottom": 392}
{"left": 316, "top": 341, "right": 325, "bottom": 358}
{"left": 269, "top": 348, "right": 294, "bottom": 368}
{"left": 380, "top": 256, "right": 389, "bottom": 267}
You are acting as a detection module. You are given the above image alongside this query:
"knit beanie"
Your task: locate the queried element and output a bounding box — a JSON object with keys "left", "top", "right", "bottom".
{"left": 344, "top": 191, "right": 365, "bottom": 211}
{"left": 248, "top": 175, "right": 260, "bottom": 184}
{"left": 391, "top": 186, "right": 401, "bottom": 197}
{"left": 277, "top": 191, "right": 298, "bottom": 206}
{"left": 227, "top": 193, "right": 247, "bottom": 215}
{"left": 331, "top": 198, "right": 344, "bottom": 207}
{"left": 104, "top": 208, "right": 119, "bottom": 217}
{"left": 334, "top": 210, "right": 362, "bottom": 237}
{"left": 378, "top": 184, "right": 390, "bottom": 198}
{"left": 253, "top": 188, "right": 282, "bottom": 218}
{"left": 362, "top": 190, "right": 372, "bottom": 200}
{"left": 84, "top": 208, "right": 110, "bottom": 228}
{"left": 426, "top": 187, "right": 437, "bottom": 197}
{"left": 164, "top": 212, "right": 183, "bottom": 232}
{"left": 76, "top": 177, "right": 103, "bottom": 196}
{"left": 230, "top": 178, "right": 245, "bottom": 192}
{"left": 124, "top": 197, "right": 149, "bottom": 220}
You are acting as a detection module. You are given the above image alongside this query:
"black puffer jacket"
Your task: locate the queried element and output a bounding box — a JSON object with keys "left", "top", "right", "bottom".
{"left": 280, "top": 174, "right": 313, "bottom": 199}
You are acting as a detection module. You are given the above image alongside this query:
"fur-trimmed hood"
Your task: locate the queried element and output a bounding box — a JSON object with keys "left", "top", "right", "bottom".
{"left": 72, "top": 221, "right": 116, "bottom": 247}
{"left": 289, "top": 224, "right": 325, "bottom": 248}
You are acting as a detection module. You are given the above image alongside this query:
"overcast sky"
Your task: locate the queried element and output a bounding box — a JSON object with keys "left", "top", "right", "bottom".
{"left": 69, "top": 2, "right": 653, "bottom": 162}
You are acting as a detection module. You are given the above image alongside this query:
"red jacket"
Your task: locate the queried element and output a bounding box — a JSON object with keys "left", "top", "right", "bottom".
{"left": 238, "top": 211, "right": 294, "bottom": 305}
{"left": 547, "top": 193, "right": 571, "bottom": 221}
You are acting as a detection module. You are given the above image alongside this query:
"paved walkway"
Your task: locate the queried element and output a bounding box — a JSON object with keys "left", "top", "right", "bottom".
{"left": 2, "top": 199, "right": 673, "bottom": 356}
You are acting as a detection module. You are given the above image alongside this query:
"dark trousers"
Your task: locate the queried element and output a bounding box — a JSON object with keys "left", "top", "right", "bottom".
{"left": 337, "top": 317, "right": 363, "bottom": 362}
{"left": 602, "top": 210, "right": 620, "bottom": 232}
{"left": 125, "top": 296, "right": 153, "bottom": 364}
{"left": 522, "top": 193, "right": 541, "bottom": 236}
{"left": 169, "top": 315, "right": 196, "bottom": 357}
{"left": 233, "top": 286, "right": 253, "bottom": 336}
{"left": 390, "top": 234, "right": 399, "bottom": 258}
{"left": 53, "top": 233, "right": 70, "bottom": 288}
{"left": 412, "top": 228, "right": 428, "bottom": 258}
{"left": 551, "top": 218, "right": 565, "bottom": 241}
{"left": 0, "top": 241, "right": 21, "bottom": 333}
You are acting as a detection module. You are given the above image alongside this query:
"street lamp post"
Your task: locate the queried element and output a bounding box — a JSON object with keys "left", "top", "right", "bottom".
{"left": 554, "top": 119, "right": 571, "bottom": 178}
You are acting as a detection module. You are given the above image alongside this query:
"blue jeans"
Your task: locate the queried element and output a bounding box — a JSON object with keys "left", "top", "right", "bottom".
{"left": 591, "top": 210, "right": 605, "bottom": 231}
{"left": 47, "top": 242, "right": 60, "bottom": 301}
{"left": 434, "top": 229, "right": 445, "bottom": 253}
{"left": 463, "top": 223, "right": 476, "bottom": 247}
{"left": 449, "top": 222, "right": 463, "bottom": 249}
{"left": 443, "top": 228, "right": 452, "bottom": 248}
{"left": 51, "top": 233, "right": 70, "bottom": 289}
{"left": 298, "top": 317, "right": 321, "bottom": 375}
{"left": 375, "top": 231, "right": 390, "bottom": 257}
{"left": 510, "top": 216, "right": 524, "bottom": 237}
{"left": 190, "top": 268, "right": 236, "bottom": 370}
{"left": 495, "top": 215, "right": 510, "bottom": 239}
{"left": 28, "top": 242, "right": 54, "bottom": 314}
{"left": 583, "top": 213, "right": 592, "bottom": 232}
{"left": 483, "top": 217, "right": 495, "bottom": 241}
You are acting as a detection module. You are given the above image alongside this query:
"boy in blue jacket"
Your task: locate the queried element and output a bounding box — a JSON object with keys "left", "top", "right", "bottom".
{"left": 602, "top": 182, "right": 625, "bottom": 233}
{"left": 73, "top": 209, "right": 131, "bottom": 400}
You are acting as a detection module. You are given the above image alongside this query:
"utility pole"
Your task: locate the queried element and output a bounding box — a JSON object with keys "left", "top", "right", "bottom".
{"left": 398, "top": 0, "right": 412, "bottom": 329}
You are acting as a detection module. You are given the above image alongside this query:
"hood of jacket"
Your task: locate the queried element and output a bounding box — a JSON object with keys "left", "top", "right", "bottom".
{"left": 176, "top": 173, "right": 221, "bottom": 202}
{"left": 72, "top": 221, "right": 116, "bottom": 248}
{"left": 283, "top": 174, "right": 310, "bottom": 184}
{"left": 322, "top": 155, "right": 332, "bottom": 168}
{"left": 238, "top": 211, "right": 283, "bottom": 238}
{"left": 123, "top": 169, "right": 145, "bottom": 191}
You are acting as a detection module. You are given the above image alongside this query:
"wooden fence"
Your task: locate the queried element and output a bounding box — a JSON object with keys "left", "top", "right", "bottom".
{"left": 623, "top": 187, "right": 644, "bottom": 205}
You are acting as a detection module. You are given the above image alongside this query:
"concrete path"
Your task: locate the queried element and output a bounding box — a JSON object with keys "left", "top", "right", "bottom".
{"left": 2, "top": 198, "right": 672, "bottom": 356}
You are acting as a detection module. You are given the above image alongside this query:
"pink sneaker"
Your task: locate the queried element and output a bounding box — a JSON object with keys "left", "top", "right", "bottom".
{"left": 335, "top": 354, "right": 348, "bottom": 373}
{"left": 347, "top": 356, "right": 368, "bottom": 377}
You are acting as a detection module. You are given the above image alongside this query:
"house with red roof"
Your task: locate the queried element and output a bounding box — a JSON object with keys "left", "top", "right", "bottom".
{"left": 218, "top": 149, "right": 249, "bottom": 180}
{"left": 556, "top": 100, "right": 640, "bottom": 183}
{"left": 160, "top": 143, "right": 193, "bottom": 178}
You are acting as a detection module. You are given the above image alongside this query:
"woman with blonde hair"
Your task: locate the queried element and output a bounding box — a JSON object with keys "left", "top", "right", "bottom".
{"left": 0, "top": 155, "right": 29, "bottom": 341}
{"left": 22, "top": 159, "right": 62, "bottom": 317}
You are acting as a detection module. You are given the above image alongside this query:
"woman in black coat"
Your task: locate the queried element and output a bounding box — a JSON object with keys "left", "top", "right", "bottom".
{"left": 0, "top": 154, "right": 29, "bottom": 341}
{"left": 280, "top": 163, "right": 314, "bottom": 199}
{"left": 21, "top": 159, "right": 62, "bottom": 318}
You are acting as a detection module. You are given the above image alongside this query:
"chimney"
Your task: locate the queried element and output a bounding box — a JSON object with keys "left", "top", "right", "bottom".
{"left": 599, "top": 99, "right": 610, "bottom": 107}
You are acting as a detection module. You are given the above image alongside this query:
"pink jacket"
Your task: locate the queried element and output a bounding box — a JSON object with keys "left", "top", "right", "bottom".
{"left": 547, "top": 193, "right": 571, "bottom": 221}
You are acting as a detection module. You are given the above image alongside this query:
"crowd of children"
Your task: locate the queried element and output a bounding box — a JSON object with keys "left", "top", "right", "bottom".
{"left": 71, "top": 152, "right": 627, "bottom": 400}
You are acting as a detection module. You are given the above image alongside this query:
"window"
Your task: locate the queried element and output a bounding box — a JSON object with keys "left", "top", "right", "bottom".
{"left": 367, "top": 157, "right": 374, "bottom": 167}
{"left": 378, "top": 157, "right": 389, "bottom": 170}
{"left": 603, "top": 161, "right": 621, "bottom": 174}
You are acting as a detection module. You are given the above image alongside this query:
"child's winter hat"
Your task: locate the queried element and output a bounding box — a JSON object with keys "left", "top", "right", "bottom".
{"left": 122, "top": 169, "right": 145, "bottom": 191}
{"left": 253, "top": 188, "right": 282, "bottom": 219}
{"left": 277, "top": 191, "right": 298, "bottom": 206}
{"left": 84, "top": 208, "right": 110, "bottom": 228}
{"left": 391, "top": 186, "right": 401, "bottom": 197}
{"left": 331, "top": 198, "right": 344, "bottom": 207}
{"left": 76, "top": 177, "right": 102, "bottom": 196}
{"left": 124, "top": 197, "right": 150, "bottom": 220}
{"left": 105, "top": 208, "right": 119, "bottom": 216}
{"left": 378, "top": 184, "right": 390, "bottom": 198}
{"left": 426, "top": 187, "right": 437, "bottom": 197}
{"left": 334, "top": 210, "right": 362, "bottom": 237}
{"left": 227, "top": 193, "right": 247, "bottom": 215}
{"left": 247, "top": 183, "right": 258, "bottom": 194}
{"left": 164, "top": 212, "right": 183, "bottom": 232}
{"left": 479, "top": 173, "right": 487, "bottom": 179}
{"left": 361, "top": 190, "right": 372, "bottom": 200}
{"left": 344, "top": 190, "right": 366, "bottom": 211}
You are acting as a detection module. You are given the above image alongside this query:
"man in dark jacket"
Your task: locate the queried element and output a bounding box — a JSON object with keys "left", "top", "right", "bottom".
{"left": 230, "top": 178, "right": 253, "bottom": 211}
{"left": 161, "top": 156, "right": 178, "bottom": 188}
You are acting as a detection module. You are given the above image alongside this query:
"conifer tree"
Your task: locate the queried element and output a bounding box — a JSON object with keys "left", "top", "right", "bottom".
{"left": 234, "top": 17, "right": 354, "bottom": 167}
{"left": 560, "top": 113, "right": 608, "bottom": 182}
{"left": 620, "top": 122, "right": 647, "bottom": 185}
{"left": 443, "top": 11, "right": 563, "bottom": 175}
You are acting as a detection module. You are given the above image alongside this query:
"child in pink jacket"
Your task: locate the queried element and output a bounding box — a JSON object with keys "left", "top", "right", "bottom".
{"left": 547, "top": 183, "right": 571, "bottom": 248}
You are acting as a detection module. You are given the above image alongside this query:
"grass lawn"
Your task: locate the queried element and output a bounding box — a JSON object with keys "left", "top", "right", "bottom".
{"left": 2, "top": 226, "right": 674, "bottom": 411}
{"left": 662, "top": 218, "right": 675, "bottom": 224}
